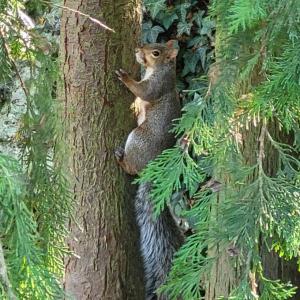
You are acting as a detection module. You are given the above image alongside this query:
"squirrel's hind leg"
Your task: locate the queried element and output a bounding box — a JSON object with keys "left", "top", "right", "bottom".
{"left": 114, "top": 146, "right": 138, "bottom": 175}
{"left": 115, "top": 127, "right": 152, "bottom": 175}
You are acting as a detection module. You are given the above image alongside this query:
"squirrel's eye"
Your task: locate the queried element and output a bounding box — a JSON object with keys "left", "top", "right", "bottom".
{"left": 152, "top": 50, "right": 160, "bottom": 57}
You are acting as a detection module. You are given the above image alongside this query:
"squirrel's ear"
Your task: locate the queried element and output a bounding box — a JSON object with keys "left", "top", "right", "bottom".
{"left": 167, "top": 48, "right": 178, "bottom": 60}
{"left": 166, "top": 40, "right": 176, "bottom": 48}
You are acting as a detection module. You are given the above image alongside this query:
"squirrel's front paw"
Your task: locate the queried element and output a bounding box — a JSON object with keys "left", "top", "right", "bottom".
{"left": 114, "top": 147, "right": 125, "bottom": 162}
{"left": 115, "top": 69, "right": 129, "bottom": 82}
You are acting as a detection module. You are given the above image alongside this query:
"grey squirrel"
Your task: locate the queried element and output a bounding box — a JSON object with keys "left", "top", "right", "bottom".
{"left": 115, "top": 41, "right": 184, "bottom": 299}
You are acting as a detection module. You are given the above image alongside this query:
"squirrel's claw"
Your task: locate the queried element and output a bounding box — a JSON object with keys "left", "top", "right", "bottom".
{"left": 115, "top": 70, "right": 122, "bottom": 78}
{"left": 115, "top": 69, "right": 128, "bottom": 81}
{"left": 119, "top": 68, "right": 127, "bottom": 75}
{"left": 114, "top": 147, "right": 125, "bottom": 161}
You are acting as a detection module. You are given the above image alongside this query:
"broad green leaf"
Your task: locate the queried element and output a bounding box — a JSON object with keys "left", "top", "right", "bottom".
{"left": 182, "top": 49, "right": 201, "bottom": 76}
{"left": 142, "top": 21, "right": 153, "bottom": 43}
{"left": 161, "top": 12, "right": 179, "bottom": 30}
{"left": 195, "top": 47, "right": 207, "bottom": 69}
{"left": 177, "top": 21, "right": 192, "bottom": 36}
{"left": 145, "top": 0, "right": 166, "bottom": 19}
{"left": 200, "top": 18, "right": 215, "bottom": 38}
{"left": 187, "top": 35, "right": 208, "bottom": 47}
{"left": 147, "top": 25, "right": 164, "bottom": 43}
{"left": 192, "top": 10, "right": 205, "bottom": 27}
{"left": 175, "top": 3, "right": 190, "bottom": 22}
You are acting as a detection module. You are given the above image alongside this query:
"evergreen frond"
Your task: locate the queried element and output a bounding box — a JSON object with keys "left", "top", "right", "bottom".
{"left": 228, "top": 0, "right": 267, "bottom": 34}
{"left": 0, "top": 1, "right": 72, "bottom": 298}
{"left": 0, "top": 155, "right": 64, "bottom": 299}
{"left": 140, "top": 0, "right": 300, "bottom": 299}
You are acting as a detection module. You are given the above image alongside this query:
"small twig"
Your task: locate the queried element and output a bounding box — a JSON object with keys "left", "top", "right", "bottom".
{"left": 258, "top": 123, "right": 267, "bottom": 168}
{"left": 0, "top": 239, "right": 17, "bottom": 300}
{"left": 41, "top": 1, "right": 115, "bottom": 33}
{"left": 0, "top": 29, "right": 29, "bottom": 98}
{"left": 249, "top": 271, "right": 259, "bottom": 299}
{"left": 257, "top": 123, "right": 267, "bottom": 198}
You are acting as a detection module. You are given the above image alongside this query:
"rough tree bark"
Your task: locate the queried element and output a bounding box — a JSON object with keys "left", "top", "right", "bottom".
{"left": 60, "top": 1, "right": 144, "bottom": 299}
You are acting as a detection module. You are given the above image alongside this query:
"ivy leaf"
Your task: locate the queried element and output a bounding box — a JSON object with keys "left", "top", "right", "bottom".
{"left": 181, "top": 47, "right": 208, "bottom": 76}
{"left": 195, "top": 47, "right": 207, "bottom": 69}
{"left": 161, "top": 12, "right": 179, "bottom": 30}
{"left": 175, "top": 3, "right": 191, "bottom": 21}
{"left": 147, "top": 25, "right": 165, "bottom": 43}
{"left": 187, "top": 35, "right": 208, "bottom": 47}
{"left": 142, "top": 20, "right": 152, "bottom": 31}
{"left": 200, "top": 18, "right": 216, "bottom": 38}
{"left": 192, "top": 10, "right": 205, "bottom": 27}
{"left": 145, "top": 0, "right": 166, "bottom": 19}
{"left": 142, "top": 21, "right": 152, "bottom": 43}
{"left": 182, "top": 50, "right": 200, "bottom": 76}
{"left": 177, "top": 21, "right": 192, "bottom": 36}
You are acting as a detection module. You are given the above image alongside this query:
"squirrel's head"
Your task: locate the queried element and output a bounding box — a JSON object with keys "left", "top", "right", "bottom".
{"left": 135, "top": 40, "right": 178, "bottom": 68}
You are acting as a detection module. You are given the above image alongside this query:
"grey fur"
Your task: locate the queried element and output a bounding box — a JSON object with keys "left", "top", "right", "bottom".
{"left": 115, "top": 46, "right": 181, "bottom": 175}
{"left": 136, "top": 183, "right": 183, "bottom": 300}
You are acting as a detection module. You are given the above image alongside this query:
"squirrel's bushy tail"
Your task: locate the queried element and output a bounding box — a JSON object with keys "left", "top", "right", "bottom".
{"left": 135, "top": 182, "right": 183, "bottom": 300}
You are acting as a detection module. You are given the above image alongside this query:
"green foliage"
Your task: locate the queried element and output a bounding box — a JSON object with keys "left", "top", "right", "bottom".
{"left": 141, "top": 0, "right": 300, "bottom": 299}
{"left": 228, "top": 0, "right": 267, "bottom": 33}
{"left": 0, "top": 154, "right": 65, "bottom": 299}
{"left": 250, "top": 40, "right": 300, "bottom": 129}
{"left": 0, "top": 1, "right": 72, "bottom": 298}
{"left": 19, "top": 54, "right": 72, "bottom": 280}
{"left": 142, "top": 21, "right": 165, "bottom": 43}
{"left": 260, "top": 275, "right": 297, "bottom": 300}
{"left": 143, "top": 0, "right": 214, "bottom": 103}
{"left": 0, "top": 39, "right": 12, "bottom": 83}
{"left": 137, "top": 147, "right": 206, "bottom": 215}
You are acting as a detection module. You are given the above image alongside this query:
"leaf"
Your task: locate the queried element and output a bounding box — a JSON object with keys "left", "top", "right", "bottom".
{"left": 175, "top": 3, "right": 191, "bottom": 22}
{"left": 142, "top": 21, "right": 152, "bottom": 43}
{"left": 200, "top": 18, "right": 215, "bottom": 38}
{"left": 187, "top": 35, "right": 208, "bottom": 47}
{"left": 142, "top": 20, "right": 152, "bottom": 31}
{"left": 181, "top": 47, "right": 208, "bottom": 77}
{"left": 192, "top": 10, "right": 205, "bottom": 27}
{"left": 161, "top": 12, "right": 179, "bottom": 30}
{"left": 182, "top": 49, "right": 201, "bottom": 76}
{"left": 195, "top": 47, "right": 207, "bottom": 69}
{"left": 147, "top": 25, "right": 165, "bottom": 43}
{"left": 144, "top": 0, "right": 166, "bottom": 19}
{"left": 177, "top": 21, "right": 192, "bottom": 36}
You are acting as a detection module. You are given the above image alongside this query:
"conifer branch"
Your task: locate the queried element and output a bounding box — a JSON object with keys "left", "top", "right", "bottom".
{"left": 0, "top": 239, "right": 16, "bottom": 300}
{"left": 0, "top": 29, "right": 29, "bottom": 98}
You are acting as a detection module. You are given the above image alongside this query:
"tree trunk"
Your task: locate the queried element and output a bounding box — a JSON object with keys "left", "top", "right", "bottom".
{"left": 205, "top": 125, "right": 300, "bottom": 300}
{"left": 60, "top": 1, "right": 144, "bottom": 299}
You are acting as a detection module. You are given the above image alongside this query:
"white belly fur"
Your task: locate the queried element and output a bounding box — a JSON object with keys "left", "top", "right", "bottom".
{"left": 135, "top": 98, "right": 150, "bottom": 125}
{"left": 143, "top": 67, "right": 154, "bottom": 80}
{"left": 134, "top": 67, "right": 153, "bottom": 126}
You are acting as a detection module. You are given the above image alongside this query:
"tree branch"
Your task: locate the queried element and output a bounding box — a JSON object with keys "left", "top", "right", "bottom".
{"left": 42, "top": 1, "right": 115, "bottom": 32}
{"left": 0, "top": 29, "right": 29, "bottom": 98}
{"left": 0, "top": 239, "right": 16, "bottom": 300}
